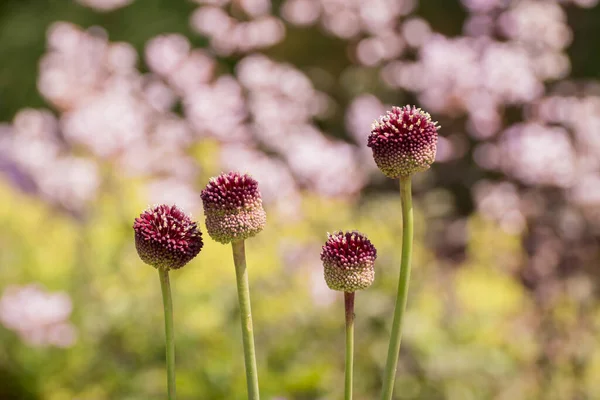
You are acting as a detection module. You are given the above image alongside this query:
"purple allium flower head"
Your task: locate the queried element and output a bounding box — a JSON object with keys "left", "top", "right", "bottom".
{"left": 367, "top": 105, "right": 440, "bottom": 178}
{"left": 200, "top": 172, "right": 267, "bottom": 244}
{"left": 133, "top": 204, "right": 203, "bottom": 270}
{"left": 321, "top": 231, "right": 377, "bottom": 292}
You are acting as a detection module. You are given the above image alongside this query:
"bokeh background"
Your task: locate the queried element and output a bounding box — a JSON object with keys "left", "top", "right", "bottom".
{"left": 1, "top": 0, "right": 600, "bottom": 398}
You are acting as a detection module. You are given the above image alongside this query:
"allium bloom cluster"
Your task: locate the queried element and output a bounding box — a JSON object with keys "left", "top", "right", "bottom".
{"left": 321, "top": 231, "right": 377, "bottom": 292}
{"left": 133, "top": 204, "right": 203, "bottom": 270}
{"left": 368, "top": 105, "right": 439, "bottom": 178}
{"left": 201, "top": 172, "right": 267, "bottom": 244}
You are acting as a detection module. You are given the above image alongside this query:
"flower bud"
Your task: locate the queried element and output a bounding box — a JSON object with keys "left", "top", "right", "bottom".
{"left": 133, "top": 204, "right": 203, "bottom": 270}
{"left": 321, "top": 231, "right": 377, "bottom": 292}
{"left": 200, "top": 172, "right": 267, "bottom": 244}
{"left": 368, "top": 105, "right": 439, "bottom": 178}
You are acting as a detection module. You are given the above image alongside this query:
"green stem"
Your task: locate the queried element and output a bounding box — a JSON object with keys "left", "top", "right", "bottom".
{"left": 231, "top": 240, "right": 261, "bottom": 400}
{"left": 380, "top": 176, "right": 414, "bottom": 400}
{"left": 344, "top": 292, "right": 355, "bottom": 400}
{"left": 159, "top": 268, "right": 177, "bottom": 400}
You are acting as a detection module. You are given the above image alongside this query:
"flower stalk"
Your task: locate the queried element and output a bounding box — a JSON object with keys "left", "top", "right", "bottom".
{"left": 367, "top": 105, "right": 438, "bottom": 399}
{"left": 159, "top": 268, "right": 177, "bottom": 400}
{"left": 231, "top": 240, "right": 260, "bottom": 400}
{"left": 201, "top": 172, "right": 267, "bottom": 400}
{"left": 344, "top": 291, "right": 355, "bottom": 400}
{"left": 133, "top": 204, "right": 203, "bottom": 400}
{"left": 320, "top": 231, "right": 377, "bottom": 400}
{"left": 379, "top": 176, "right": 414, "bottom": 400}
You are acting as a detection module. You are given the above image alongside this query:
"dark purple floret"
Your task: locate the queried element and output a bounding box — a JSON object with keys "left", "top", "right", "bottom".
{"left": 321, "top": 231, "right": 377, "bottom": 292}
{"left": 133, "top": 204, "right": 203, "bottom": 270}
{"left": 200, "top": 172, "right": 266, "bottom": 244}
{"left": 201, "top": 172, "right": 261, "bottom": 211}
{"left": 367, "top": 105, "right": 439, "bottom": 178}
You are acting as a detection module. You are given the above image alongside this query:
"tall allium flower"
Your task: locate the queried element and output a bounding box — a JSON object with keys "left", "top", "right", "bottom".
{"left": 321, "top": 230, "right": 377, "bottom": 400}
{"left": 201, "top": 171, "right": 264, "bottom": 400}
{"left": 321, "top": 231, "right": 377, "bottom": 292}
{"left": 367, "top": 105, "right": 439, "bottom": 178}
{"left": 372, "top": 105, "right": 439, "bottom": 400}
{"left": 200, "top": 172, "right": 266, "bottom": 244}
{"left": 134, "top": 204, "right": 203, "bottom": 270}
{"left": 133, "top": 204, "right": 203, "bottom": 400}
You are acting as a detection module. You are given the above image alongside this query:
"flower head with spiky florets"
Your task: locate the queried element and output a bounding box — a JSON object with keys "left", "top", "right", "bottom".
{"left": 200, "top": 172, "right": 267, "bottom": 244}
{"left": 133, "top": 204, "right": 203, "bottom": 270}
{"left": 367, "top": 105, "right": 440, "bottom": 178}
{"left": 321, "top": 231, "right": 377, "bottom": 292}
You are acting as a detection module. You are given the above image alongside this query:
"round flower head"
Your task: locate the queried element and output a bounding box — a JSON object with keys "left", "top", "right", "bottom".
{"left": 367, "top": 105, "right": 439, "bottom": 178}
{"left": 321, "top": 231, "right": 377, "bottom": 292}
{"left": 200, "top": 172, "right": 267, "bottom": 244}
{"left": 133, "top": 204, "right": 203, "bottom": 270}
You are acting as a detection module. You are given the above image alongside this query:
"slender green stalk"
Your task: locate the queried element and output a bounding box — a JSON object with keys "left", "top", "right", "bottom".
{"left": 159, "top": 268, "right": 177, "bottom": 400}
{"left": 231, "top": 240, "right": 260, "bottom": 400}
{"left": 380, "top": 176, "right": 414, "bottom": 400}
{"left": 344, "top": 292, "right": 355, "bottom": 400}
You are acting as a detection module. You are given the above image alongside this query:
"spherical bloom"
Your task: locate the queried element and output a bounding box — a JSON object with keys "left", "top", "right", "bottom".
{"left": 367, "top": 105, "right": 439, "bottom": 178}
{"left": 200, "top": 172, "right": 267, "bottom": 244}
{"left": 321, "top": 231, "right": 377, "bottom": 292}
{"left": 133, "top": 204, "right": 203, "bottom": 270}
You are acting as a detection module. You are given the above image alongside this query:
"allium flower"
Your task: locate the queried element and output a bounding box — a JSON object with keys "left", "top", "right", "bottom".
{"left": 367, "top": 105, "right": 439, "bottom": 178}
{"left": 133, "top": 204, "right": 203, "bottom": 270}
{"left": 321, "top": 231, "right": 377, "bottom": 292}
{"left": 201, "top": 172, "right": 267, "bottom": 244}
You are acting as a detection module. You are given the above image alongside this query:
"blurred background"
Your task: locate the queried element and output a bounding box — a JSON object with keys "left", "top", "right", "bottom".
{"left": 1, "top": 0, "right": 600, "bottom": 398}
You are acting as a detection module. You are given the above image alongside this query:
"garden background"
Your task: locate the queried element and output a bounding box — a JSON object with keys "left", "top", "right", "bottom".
{"left": 1, "top": 0, "right": 600, "bottom": 398}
